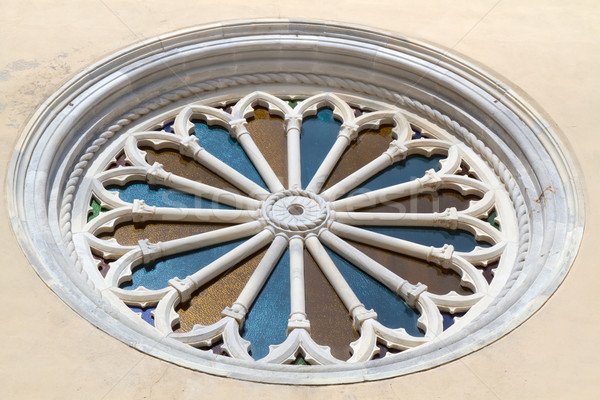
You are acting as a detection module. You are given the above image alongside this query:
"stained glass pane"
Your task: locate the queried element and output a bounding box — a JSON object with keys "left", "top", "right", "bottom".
{"left": 247, "top": 108, "right": 288, "bottom": 188}
{"left": 87, "top": 198, "right": 105, "bottom": 222}
{"left": 322, "top": 125, "right": 394, "bottom": 190}
{"left": 304, "top": 249, "right": 357, "bottom": 360}
{"left": 128, "top": 305, "right": 156, "bottom": 326}
{"left": 363, "top": 226, "right": 488, "bottom": 252}
{"left": 120, "top": 237, "right": 247, "bottom": 290}
{"left": 109, "top": 182, "right": 232, "bottom": 209}
{"left": 325, "top": 247, "right": 422, "bottom": 335}
{"left": 301, "top": 108, "right": 341, "bottom": 189}
{"left": 194, "top": 120, "right": 268, "bottom": 189}
{"left": 176, "top": 247, "right": 268, "bottom": 331}
{"left": 241, "top": 250, "right": 290, "bottom": 360}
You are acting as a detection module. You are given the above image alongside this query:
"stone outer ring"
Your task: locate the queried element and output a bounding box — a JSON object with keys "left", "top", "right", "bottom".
{"left": 7, "top": 20, "right": 584, "bottom": 385}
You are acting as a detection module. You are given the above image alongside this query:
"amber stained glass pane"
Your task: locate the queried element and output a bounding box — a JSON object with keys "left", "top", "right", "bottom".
{"left": 345, "top": 239, "right": 472, "bottom": 296}
{"left": 176, "top": 247, "right": 268, "bottom": 331}
{"left": 143, "top": 147, "right": 243, "bottom": 194}
{"left": 100, "top": 222, "right": 230, "bottom": 246}
{"left": 322, "top": 125, "right": 394, "bottom": 191}
{"left": 246, "top": 107, "right": 288, "bottom": 188}
{"left": 304, "top": 250, "right": 358, "bottom": 360}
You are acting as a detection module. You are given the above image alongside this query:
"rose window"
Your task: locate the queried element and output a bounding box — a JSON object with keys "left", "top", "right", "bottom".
{"left": 10, "top": 21, "right": 582, "bottom": 384}
{"left": 75, "top": 91, "right": 515, "bottom": 364}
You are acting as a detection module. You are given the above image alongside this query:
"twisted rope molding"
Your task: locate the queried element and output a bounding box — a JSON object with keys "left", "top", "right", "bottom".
{"left": 58, "top": 72, "right": 529, "bottom": 313}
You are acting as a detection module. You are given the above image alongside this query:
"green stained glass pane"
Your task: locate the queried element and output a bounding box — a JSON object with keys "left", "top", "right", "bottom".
{"left": 286, "top": 99, "right": 300, "bottom": 109}
{"left": 294, "top": 355, "right": 308, "bottom": 365}
{"left": 87, "top": 198, "right": 104, "bottom": 222}
{"left": 487, "top": 210, "right": 500, "bottom": 230}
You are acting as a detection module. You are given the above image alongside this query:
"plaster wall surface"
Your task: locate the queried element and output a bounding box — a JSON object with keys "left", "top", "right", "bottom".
{"left": 0, "top": 1, "right": 598, "bottom": 399}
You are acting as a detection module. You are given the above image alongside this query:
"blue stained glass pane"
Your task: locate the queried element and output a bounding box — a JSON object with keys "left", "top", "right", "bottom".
{"left": 194, "top": 121, "right": 267, "bottom": 190}
{"left": 241, "top": 250, "right": 290, "bottom": 360}
{"left": 324, "top": 247, "right": 422, "bottom": 336}
{"left": 120, "top": 238, "right": 247, "bottom": 290}
{"left": 109, "top": 182, "right": 232, "bottom": 209}
{"left": 300, "top": 109, "right": 342, "bottom": 189}
{"left": 345, "top": 155, "right": 445, "bottom": 198}
{"left": 128, "top": 305, "right": 156, "bottom": 326}
{"left": 411, "top": 127, "right": 422, "bottom": 139}
{"left": 163, "top": 121, "right": 173, "bottom": 133}
{"left": 441, "top": 311, "right": 466, "bottom": 330}
{"left": 363, "top": 226, "right": 489, "bottom": 252}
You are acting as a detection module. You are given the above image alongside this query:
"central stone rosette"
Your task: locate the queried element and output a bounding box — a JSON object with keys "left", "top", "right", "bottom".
{"left": 262, "top": 190, "right": 329, "bottom": 234}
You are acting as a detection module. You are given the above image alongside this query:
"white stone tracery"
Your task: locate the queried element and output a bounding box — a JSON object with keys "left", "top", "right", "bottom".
{"left": 73, "top": 91, "right": 518, "bottom": 364}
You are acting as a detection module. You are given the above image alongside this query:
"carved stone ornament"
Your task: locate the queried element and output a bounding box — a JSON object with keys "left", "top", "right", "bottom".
{"left": 7, "top": 21, "right": 584, "bottom": 384}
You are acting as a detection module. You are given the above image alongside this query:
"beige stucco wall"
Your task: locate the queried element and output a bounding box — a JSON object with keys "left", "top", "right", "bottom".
{"left": 1, "top": 1, "right": 598, "bottom": 398}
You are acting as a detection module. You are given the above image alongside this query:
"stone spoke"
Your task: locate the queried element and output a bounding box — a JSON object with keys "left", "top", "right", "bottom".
{"left": 227, "top": 235, "right": 288, "bottom": 317}
{"left": 133, "top": 130, "right": 271, "bottom": 200}
{"left": 318, "top": 230, "right": 427, "bottom": 307}
{"left": 320, "top": 140, "right": 408, "bottom": 201}
{"left": 130, "top": 200, "right": 259, "bottom": 224}
{"left": 329, "top": 221, "right": 488, "bottom": 294}
{"left": 97, "top": 162, "right": 261, "bottom": 210}
{"left": 229, "top": 93, "right": 290, "bottom": 193}
{"left": 288, "top": 237, "right": 310, "bottom": 331}
{"left": 330, "top": 169, "right": 488, "bottom": 212}
{"left": 334, "top": 208, "right": 503, "bottom": 244}
{"left": 168, "top": 229, "right": 274, "bottom": 304}
{"left": 305, "top": 236, "right": 377, "bottom": 331}
{"left": 104, "top": 221, "right": 265, "bottom": 286}
{"left": 286, "top": 115, "right": 303, "bottom": 190}
{"left": 307, "top": 110, "right": 412, "bottom": 194}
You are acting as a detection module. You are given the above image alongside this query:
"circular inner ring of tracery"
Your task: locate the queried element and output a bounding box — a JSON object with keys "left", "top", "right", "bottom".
{"left": 74, "top": 90, "right": 516, "bottom": 365}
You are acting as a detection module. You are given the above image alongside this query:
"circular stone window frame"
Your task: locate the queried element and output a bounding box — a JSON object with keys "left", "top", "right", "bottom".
{"left": 7, "top": 20, "right": 584, "bottom": 384}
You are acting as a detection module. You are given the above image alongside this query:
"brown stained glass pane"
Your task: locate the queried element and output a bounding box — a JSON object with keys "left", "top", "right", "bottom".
{"left": 100, "top": 222, "right": 231, "bottom": 246}
{"left": 107, "top": 151, "right": 129, "bottom": 170}
{"left": 216, "top": 103, "right": 235, "bottom": 114}
{"left": 304, "top": 250, "right": 358, "bottom": 360}
{"left": 456, "top": 161, "right": 480, "bottom": 180}
{"left": 322, "top": 125, "right": 394, "bottom": 191}
{"left": 194, "top": 338, "right": 227, "bottom": 355}
{"left": 358, "top": 189, "right": 481, "bottom": 213}
{"left": 372, "top": 342, "right": 401, "bottom": 360}
{"left": 175, "top": 247, "right": 267, "bottom": 332}
{"left": 246, "top": 107, "right": 288, "bottom": 188}
{"left": 92, "top": 254, "right": 111, "bottom": 277}
{"left": 345, "top": 239, "right": 473, "bottom": 296}
{"left": 143, "top": 147, "right": 243, "bottom": 194}
{"left": 481, "top": 260, "right": 499, "bottom": 284}
{"left": 351, "top": 106, "right": 372, "bottom": 117}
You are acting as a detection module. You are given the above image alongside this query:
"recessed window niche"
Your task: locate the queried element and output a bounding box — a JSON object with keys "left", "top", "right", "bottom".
{"left": 7, "top": 20, "right": 583, "bottom": 384}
